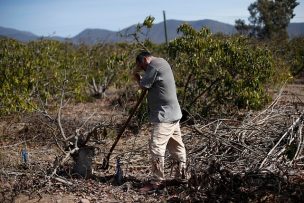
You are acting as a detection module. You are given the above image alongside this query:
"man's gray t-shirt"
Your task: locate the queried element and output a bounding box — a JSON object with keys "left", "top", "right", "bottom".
{"left": 140, "top": 57, "right": 182, "bottom": 123}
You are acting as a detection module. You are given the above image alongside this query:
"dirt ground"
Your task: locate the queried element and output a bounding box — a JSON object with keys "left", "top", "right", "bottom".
{"left": 1, "top": 77, "right": 304, "bottom": 202}
{"left": 0, "top": 95, "right": 187, "bottom": 202}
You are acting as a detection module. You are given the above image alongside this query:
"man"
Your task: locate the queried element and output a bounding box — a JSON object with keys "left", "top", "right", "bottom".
{"left": 133, "top": 51, "right": 187, "bottom": 190}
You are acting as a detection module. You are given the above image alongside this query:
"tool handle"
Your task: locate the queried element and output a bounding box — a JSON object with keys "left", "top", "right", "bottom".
{"left": 102, "top": 89, "right": 147, "bottom": 169}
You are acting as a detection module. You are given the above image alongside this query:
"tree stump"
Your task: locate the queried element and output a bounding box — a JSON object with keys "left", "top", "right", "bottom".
{"left": 72, "top": 146, "right": 95, "bottom": 178}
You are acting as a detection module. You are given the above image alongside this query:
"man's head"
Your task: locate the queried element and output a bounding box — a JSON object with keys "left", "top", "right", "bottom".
{"left": 136, "top": 51, "right": 152, "bottom": 71}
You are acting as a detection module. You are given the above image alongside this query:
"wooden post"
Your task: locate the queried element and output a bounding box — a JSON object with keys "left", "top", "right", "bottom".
{"left": 163, "top": 10, "right": 168, "bottom": 45}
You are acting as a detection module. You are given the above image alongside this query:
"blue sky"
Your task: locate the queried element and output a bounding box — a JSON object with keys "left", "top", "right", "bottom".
{"left": 0, "top": 0, "right": 303, "bottom": 37}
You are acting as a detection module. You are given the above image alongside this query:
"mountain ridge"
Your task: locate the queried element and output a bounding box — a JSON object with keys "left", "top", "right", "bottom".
{"left": 1, "top": 19, "right": 303, "bottom": 44}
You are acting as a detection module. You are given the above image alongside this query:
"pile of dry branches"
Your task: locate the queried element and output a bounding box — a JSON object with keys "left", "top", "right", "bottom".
{"left": 177, "top": 92, "right": 304, "bottom": 202}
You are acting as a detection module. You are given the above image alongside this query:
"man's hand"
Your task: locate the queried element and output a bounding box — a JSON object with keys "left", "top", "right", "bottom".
{"left": 133, "top": 73, "right": 141, "bottom": 85}
{"left": 132, "top": 67, "right": 141, "bottom": 85}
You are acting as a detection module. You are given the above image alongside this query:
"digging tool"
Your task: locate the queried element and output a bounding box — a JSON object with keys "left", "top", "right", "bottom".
{"left": 101, "top": 89, "right": 147, "bottom": 170}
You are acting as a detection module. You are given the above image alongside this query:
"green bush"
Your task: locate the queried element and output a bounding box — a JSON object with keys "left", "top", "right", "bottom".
{"left": 0, "top": 27, "right": 297, "bottom": 116}
{"left": 0, "top": 38, "right": 136, "bottom": 115}
{"left": 0, "top": 38, "right": 36, "bottom": 114}
{"left": 168, "top": 24, "right": 277, "bottom": 114}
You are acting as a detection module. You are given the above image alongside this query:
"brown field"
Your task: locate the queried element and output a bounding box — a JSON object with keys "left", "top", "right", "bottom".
{"left": 1, "top": 76, "right": 304, "bottom": 202}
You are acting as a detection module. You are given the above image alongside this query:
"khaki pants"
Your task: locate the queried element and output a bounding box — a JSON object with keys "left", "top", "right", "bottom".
{"left": 149, "top": 121, "right": 186, "bottom": 181}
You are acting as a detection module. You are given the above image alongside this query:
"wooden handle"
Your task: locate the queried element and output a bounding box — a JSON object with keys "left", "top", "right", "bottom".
{"left": 102, "top": 89, "right": 147, "bottom": 169}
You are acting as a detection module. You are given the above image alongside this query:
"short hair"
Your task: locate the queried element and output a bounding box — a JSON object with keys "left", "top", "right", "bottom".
{"left": 136, "top": 51, "right": 151, "bottom": 64}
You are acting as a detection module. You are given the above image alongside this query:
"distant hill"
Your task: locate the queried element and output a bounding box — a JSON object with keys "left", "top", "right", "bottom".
{"left": 0, "top": 26, "right": 38, "bottom": 41}
{"left": 71, "top": 28, "right": 121, "bottom": 44}
{"left": 0, "top": 26, "right": 66, "bottom": 42}
{"left": 1, "top": 20, "right": 304, "bottom": 44}
{"left": 71, "top": 19, "right": 238, "bottom": 44}
{"left": 287, "top": 22, "right": 304, "bottom": 38}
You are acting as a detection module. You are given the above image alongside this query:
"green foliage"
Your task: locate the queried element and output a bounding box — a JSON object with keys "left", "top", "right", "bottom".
{"left": 235, "top": 0, "right": 299, "bottom": 40}
{"left": 143, "top": 16, "right": 155, "bottom": 29}
{"left": 261, "top": 36, "right": 304, "bottom": 81}
{"left": 0, "top": 38, "right": 36, "bottom": 114}
{"left": 27, "top": 40, "right": 87, "bottom": 102}
{"left": 169, "top": 24, "right": 276, "bottom": 114}
{"left": 0, "top": 15, "right": 161, "bottom": 116}
{"left": 0, "top": 38, "right": 136, "bottom": 115}
{"left": 0, "top": 21, "right": 299, "bottom": 117}
{"left": 284, "top": 37, "right": 304, "bottom": 76}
